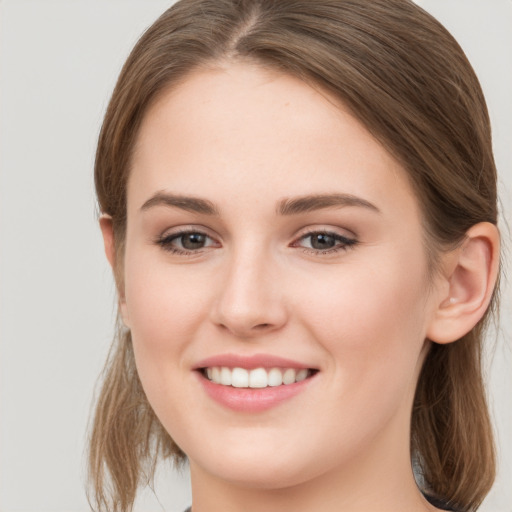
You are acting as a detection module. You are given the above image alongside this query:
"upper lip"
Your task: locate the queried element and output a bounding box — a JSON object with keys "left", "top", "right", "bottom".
{"left": 193, "top": 353, "right": 317, "bottom": 371}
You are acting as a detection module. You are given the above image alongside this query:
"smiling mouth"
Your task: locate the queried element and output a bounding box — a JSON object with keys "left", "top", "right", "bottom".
{"left": 200, "top": 367, "right": 318, "bottom": 388}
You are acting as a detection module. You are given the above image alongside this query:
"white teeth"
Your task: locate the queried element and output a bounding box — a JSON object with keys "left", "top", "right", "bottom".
{"left": 282, "top": 368, "right": 296, "bottom": 385}
{"left": 220, "top": 367, "right": 232, "bottom": 385}
{"left": 205, "top": 366, "right": 312, "bottom": 388}
{"left": 231, "top": 368, "right": 249, "bottom": 388}
{"left": 249, "top": 368, "right": 267, "bottom": 388}
{"left": 295, "top": 368, "right": 308, "bottom": 382}
{"left": 268, "top": 368, "right": 283, "bottom": 387}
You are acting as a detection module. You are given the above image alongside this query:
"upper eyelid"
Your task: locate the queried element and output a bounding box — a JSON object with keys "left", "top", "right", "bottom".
{"left": 158, "top": 225, "right": 217, "bottom": 239}
{"left": 293, "top": 225, "right": 357, "bottom": 240}
{"left": 297, "top": 230, "right": 354, "bottom": 240}
{"left": 157, "top": 225, "right": 356, "bottom": 236}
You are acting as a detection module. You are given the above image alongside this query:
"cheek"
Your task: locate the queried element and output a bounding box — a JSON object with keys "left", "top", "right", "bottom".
{"left": 121, "top": 251, "right": 216, "bottom": 434}
{"left": 122, "top": 248, "right": 212, "bottom": 373}
{"left": 303, "top": 252, "right": 427, "bottom": 331}
{"left": 296, "top": 247, "right": 430, "bottom": 399}
{"left": 281, "top": 255, "right": 430, "bottom": 466}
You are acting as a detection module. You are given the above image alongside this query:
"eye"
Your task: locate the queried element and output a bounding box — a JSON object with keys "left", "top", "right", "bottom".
{"left": 156, "top": 230, "right": 219, "bottom": 254}
{"left": 293, "top": 231, "right": 357, "bottom": 254}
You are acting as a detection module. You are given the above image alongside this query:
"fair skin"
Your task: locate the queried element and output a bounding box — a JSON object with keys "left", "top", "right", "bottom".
{"left": 101, "top": 61, "right": 499, "bottom": 512}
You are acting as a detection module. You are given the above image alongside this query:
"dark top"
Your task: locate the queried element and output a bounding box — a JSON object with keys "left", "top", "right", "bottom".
{"left": 184, "top": 497, "right": 458, "bottom": 512}
{"left": 183, "top": 493, "right": 460, "bottom": 511}
{"left": 424, "top": 494, "right": 460, "bottom": 511}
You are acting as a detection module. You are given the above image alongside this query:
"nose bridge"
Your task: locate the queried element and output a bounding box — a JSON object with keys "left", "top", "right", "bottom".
{"left": 211, "top": 241, "right": 287, "bottom": 337}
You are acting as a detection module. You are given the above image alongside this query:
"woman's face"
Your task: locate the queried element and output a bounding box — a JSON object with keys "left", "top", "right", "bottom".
{"left": 120, "top": 62, "right": 445, "bottom": 488}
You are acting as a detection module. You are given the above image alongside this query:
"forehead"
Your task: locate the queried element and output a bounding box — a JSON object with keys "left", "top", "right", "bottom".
{"left": 128, "top": 61, "right": 419, "bottom": 221}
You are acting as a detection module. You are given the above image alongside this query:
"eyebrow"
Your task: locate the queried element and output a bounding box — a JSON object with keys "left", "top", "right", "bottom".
{"left": 277, "top": 193, "right": 380, "bottom": 215}
{"left": 139, "top": 191, "right": 380, "bottom": 216}
{"left": 140, "top": 191, "right": 219, "bottom": 215}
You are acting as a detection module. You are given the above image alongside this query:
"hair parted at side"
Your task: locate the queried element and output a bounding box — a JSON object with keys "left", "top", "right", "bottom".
{"left": 90, "top": 1, "right": 499, "bottom": 511}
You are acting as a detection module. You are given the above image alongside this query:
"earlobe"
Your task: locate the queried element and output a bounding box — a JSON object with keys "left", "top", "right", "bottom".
{"left": 427, "top": 222, "right": 500, "bottom": 344}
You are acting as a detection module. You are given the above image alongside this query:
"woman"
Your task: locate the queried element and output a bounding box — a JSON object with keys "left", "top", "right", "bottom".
{"left": 88, "top": 1, "right": 501, "bottom": 511}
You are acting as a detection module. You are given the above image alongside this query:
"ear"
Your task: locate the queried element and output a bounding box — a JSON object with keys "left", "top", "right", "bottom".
{"left": 99, "top": 214, "right": 130, "bottom": 326}
{"left": 99, "top": 214, "right": 116, "bottom": 268}
{"left": 427, "top": 222, "right": 500, "bottom": 344}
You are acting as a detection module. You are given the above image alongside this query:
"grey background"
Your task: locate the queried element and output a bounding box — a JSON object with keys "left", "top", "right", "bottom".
{"left": 0, "top": 1, "right": 510, "bottom": 511}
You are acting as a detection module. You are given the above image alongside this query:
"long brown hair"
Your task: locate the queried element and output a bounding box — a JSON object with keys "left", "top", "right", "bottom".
{"left": 89, "top": 1, "right": 499, "bottom": 510}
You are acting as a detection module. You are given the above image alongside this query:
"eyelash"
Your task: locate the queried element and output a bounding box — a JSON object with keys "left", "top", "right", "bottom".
{"left": 292, "top": 231, "right": 358, "bottom": 255}
{"left": 155, "top": 229, "right": 358, "bottom": 256}
{"left": 155, "top": 229, "right": 218, "bottom": 255}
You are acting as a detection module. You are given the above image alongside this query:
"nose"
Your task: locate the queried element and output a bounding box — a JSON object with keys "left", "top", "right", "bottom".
{"left": 210, "top": 248, "right": 288, "bottom": 339}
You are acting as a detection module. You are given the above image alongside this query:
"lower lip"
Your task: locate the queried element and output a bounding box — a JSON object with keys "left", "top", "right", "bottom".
{"left": 197, "top": 372, "right": 315, "bottom": 412}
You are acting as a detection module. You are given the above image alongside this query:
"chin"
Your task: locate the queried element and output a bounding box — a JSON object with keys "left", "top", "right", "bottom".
{"left": 197, "top": 454, "right": 321, "bottom": 490}
{"left": 183, "top": 428, "right": 339, "bottom": 491}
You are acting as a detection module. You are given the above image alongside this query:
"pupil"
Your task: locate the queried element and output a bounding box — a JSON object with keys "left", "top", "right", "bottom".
{"left": 311, "top": 233, "right": 335, "bottom": 250}
{"left": 182, "top": 233, "right": 205, "bottom": 249}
